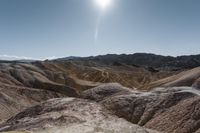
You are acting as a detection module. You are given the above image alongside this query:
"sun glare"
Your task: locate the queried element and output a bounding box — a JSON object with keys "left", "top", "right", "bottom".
{"left": 95, "top": 0, "right": 112, "bottom": 10}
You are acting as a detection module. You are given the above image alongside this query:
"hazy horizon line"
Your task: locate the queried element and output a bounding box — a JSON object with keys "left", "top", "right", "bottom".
{"left": 0, "top": 52, "right": 200, "bottom": 61}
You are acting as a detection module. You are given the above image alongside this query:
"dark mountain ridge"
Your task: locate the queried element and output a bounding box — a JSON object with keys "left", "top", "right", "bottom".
{"left": 55, "top": 53, "right": 200, "bottom": 71}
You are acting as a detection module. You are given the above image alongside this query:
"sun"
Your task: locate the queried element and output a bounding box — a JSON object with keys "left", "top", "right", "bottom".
{"left": 95, "top": 0, "right": 112, "bottom": 10}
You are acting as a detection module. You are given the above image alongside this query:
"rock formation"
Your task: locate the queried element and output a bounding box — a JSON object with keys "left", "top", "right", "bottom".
{"left": 82, "top": 84, "right": 200, "bottom": 133}
{"left": 0, "top": 98, "right": 158, "bottom": 133}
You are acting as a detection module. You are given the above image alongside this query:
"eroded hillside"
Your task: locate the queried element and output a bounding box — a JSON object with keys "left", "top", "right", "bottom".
{"left": 0, "top": 53, "right": 200, "bottom": 133}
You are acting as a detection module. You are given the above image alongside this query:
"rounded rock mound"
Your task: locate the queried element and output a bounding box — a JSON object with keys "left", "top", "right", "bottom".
{"left": 81, "top": 83, "right": 132, "bottom": 102}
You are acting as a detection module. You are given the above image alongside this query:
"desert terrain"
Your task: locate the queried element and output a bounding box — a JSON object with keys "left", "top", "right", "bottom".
{"left": 0, "top": 53, "right": 200, "bottom": 133}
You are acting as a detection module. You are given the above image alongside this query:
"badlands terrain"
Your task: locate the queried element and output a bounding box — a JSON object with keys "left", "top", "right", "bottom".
{"left": 0, "top": 53, "right": 200, "bottom": 133}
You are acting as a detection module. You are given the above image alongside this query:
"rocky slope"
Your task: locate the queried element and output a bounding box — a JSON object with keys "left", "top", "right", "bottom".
{"left": 2, "top": 83, "right": 200, "bottom": 133}
{"left": 0, "top": 98, "right": 158, "bottom": 133}
{"left": 0, "top": 83, "right": 64, "bottom": 123}
{"left": 0, "top": 63, "right": 78, "bottom": 123}
{"left": 82, "top": 83, "right": 200, "bottom": 133}
{"left": 146, "top": 67, "right": 200, "bottom": 89}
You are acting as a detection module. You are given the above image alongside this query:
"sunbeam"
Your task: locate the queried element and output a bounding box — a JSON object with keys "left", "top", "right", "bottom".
{"left": 94, "top": 0, "right": 112, "bottom": 43}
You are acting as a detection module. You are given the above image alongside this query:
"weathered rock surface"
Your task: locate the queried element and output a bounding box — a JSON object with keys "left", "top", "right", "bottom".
{"left": 0, "top": 98, "right": 158, "bottom": 133}
{"left": 82, "top": 84, "right": 200, "bottom": 133}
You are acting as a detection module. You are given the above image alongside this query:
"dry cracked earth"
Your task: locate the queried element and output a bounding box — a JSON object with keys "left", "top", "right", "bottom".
{"left": 0, "top": 53, "right": 200, "bottom": 133}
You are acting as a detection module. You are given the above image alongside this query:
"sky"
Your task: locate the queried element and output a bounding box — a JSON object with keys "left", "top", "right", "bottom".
{"left": 0, "top": 0, "right": 200, "bottom": 60}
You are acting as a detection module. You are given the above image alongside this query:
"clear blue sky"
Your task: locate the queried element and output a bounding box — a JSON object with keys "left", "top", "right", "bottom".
{"left": 0, "top": 0, "right": 200, "bottom": 60}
